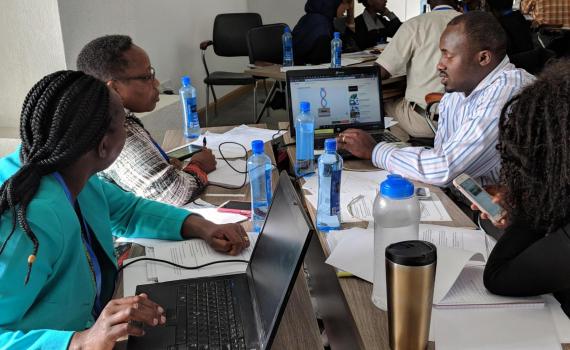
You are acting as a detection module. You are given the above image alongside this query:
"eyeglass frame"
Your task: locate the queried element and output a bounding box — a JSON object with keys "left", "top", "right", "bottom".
{"left": 112, "top": 67, "right": 156, "bottom": 82}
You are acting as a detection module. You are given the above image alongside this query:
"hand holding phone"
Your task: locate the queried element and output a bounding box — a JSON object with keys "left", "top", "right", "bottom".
{"left": 453, "top": 174, "right": 506, "bottom": 224}
{"left": 166, "top": 143, "right": 203, "bottom": 161}
{"left": 217, "top": 200, "right": 251, "bottom": 218}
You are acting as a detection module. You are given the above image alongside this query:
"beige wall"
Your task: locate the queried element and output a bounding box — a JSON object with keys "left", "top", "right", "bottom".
{"left": 0, "top": 0, "right": 67, "bottom": 131}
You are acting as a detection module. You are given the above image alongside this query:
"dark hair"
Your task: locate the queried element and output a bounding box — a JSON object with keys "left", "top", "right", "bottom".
{"left": 486, "top": 0, "right": 513, "bottom": 12}
{"left": 357, "top": 0, "right": 370, "bottom": 7}
{"left": 76, "top": 35, "right": 133, "bottom": 81}
{"left": 448, "top": 11, "right": 507, "bottom": 60}
{"left": 0, "top": 70, "right": 112, "bottom": 284}
{"left": 498, "top": 59, "right": 570, "bottom": 232}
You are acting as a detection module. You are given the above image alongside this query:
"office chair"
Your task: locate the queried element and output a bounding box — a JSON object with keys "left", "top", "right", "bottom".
{"left": 424, "top": 92, "right": 443, "bottom": 135}
{"left": 200, "top": 13, "right": 262, "bottom": 126}
{"left": 246, "top": 23, "right": 288, "bottom": 123}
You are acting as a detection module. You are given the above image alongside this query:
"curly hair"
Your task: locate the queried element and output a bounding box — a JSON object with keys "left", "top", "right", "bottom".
{"left": 0, "top": 70, "right": 112, "bottom": 284}
{"left": 76, "top": 34, "right": 133, "bottom": 81}
{"left": 498, "top": 59, "right": 570, "bottom": 232}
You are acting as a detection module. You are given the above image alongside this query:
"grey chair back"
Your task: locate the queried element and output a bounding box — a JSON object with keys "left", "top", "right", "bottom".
{"left": 213, "top": 13, "right": 262, "bottom": 57}
{"left": 247, "top": 23, "right": 287, "bottom": 65}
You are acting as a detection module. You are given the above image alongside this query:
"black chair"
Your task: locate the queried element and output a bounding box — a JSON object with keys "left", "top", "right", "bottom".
{"left": 246, "top": 23, "right": 287, "bottom": 123}
{"left": 200, "top": 13, "right": 262, "bottom": 126}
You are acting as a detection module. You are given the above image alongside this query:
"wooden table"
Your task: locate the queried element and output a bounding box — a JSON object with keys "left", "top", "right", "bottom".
{"left": 160, "top": 124, "right": 323, "bottom": 350}
{"left": 278, "top": 122, "right": 570, "bottom": 350}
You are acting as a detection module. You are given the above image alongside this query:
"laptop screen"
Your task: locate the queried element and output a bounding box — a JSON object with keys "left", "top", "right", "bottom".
{"left": 287, "top": 66, "right": 385, "bottom": 136}
{"left": 246, "top": 172, "right": 312, "bottom": 348}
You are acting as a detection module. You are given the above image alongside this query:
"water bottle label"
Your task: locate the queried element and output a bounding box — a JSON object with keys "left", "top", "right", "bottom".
{"left": 184, "top": 97, "right": 198, "bottom": 124}
{"left": 330, "top": 169, "right": 341, "bottom": 215}
{"left": 265, "top": 168, "right": 272, "bottom": 204}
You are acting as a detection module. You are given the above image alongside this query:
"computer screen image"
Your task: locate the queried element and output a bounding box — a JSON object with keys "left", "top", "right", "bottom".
{"left": 287, "top": 67, "right": 384, "bottom": 133}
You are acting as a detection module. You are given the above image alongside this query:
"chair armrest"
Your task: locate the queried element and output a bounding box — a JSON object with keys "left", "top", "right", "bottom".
{"left": 200, "top": 40, "right": 213, "bottom": 50}
{"left": 425, "top": 92, "right": 443, "bottom": 105}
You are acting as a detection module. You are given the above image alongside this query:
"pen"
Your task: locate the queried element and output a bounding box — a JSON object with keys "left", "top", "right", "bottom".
{"left": 336, "top": 271, "right": 353, "bottom": 278}
{"left": 203, "top": 136, "right": 207, "bottom": 148}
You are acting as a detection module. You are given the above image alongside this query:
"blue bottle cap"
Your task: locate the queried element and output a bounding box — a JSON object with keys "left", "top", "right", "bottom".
{"left": 252, "top": 140, "right": 264, "bottom": 154}
{"left": 334, "top": 32, "right": 341, "bottom": 39}
{"left": 300, "top": 101, "right": 310, "bottom": 113}
{"left": 284, "top": 26, "right": 291, "bottom": 33}
{"left": 181, "top": 76, "right": 191, "bottom": 87}
{"left": 380, "top": 174, "right": 414, "bottom": 199}
{"left": 324, "top": 138, "right": 337, "bottom": 152}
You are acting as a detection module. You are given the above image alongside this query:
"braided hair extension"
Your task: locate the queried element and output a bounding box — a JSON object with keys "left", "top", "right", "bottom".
{"left": 498, "top": 59, "right": 570, "bottom": 232}
{"left": 0, "top": 70, "right": 113, "bottom": 284}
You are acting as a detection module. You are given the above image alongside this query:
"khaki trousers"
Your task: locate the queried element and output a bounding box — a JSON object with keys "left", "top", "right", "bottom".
{"left": 384, "top": 98, "right": 436, "bottom": 138}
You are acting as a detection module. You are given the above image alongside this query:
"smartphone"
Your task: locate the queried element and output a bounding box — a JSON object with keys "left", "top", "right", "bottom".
{"left": 217, "top": 200, "right": 251, "bottom": 217}
{"left": 166, "top": 143, "right": 203, "bottom": 161}
{"left": 453, "top": 174, "right": 505, "bottom": 222}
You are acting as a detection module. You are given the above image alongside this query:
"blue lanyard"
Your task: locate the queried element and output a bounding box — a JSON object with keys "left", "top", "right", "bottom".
{"left": 151, "top": 138, "right": 170, "bottom": 161}
{"left": 52, "top": 172, "right": 103, "bottom": 318}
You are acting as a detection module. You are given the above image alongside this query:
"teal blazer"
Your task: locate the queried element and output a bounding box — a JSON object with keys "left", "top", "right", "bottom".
{"left": 0, "top": 150, "right": 191, "bottom": 349}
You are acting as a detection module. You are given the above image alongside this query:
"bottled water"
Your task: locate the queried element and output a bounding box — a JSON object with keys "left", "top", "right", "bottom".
{"left": 331, "top": 32, "right": 342, "bottom": 68}
{"left": 282, "top": 27, "right": 294, "bottom": 67}
{"left": 371, "top": 174, "right": 421, "bottom": 310}
{"left": 316, "top": 139, "right": 343, "bottom": 231}
{"left": 247, "top": 140, "right": 273, "bottom": 232}
{"left": 294, "top": 101, "right": 314, "bottom": 177}
{"left": 179, "top": 76, "right": 200, "bottom": 140}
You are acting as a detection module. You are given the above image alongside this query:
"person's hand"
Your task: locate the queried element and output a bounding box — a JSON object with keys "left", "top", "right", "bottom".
{"left": 470, "top": 185, "right": 510, "bottom": 229}
{"left": 182, "top": 215, "right": 250, "bottom": 255}
{"left": 69, "top": 294, "right": 165, "bottom": 350}
{"left": 189, "top": 149, "right": 216, "bottom": 173}
{"left": 337, "top": 129, "right": 377, "bottom": 159}
{"left": 169, "top": 157, "right": 183, "bottom": 170}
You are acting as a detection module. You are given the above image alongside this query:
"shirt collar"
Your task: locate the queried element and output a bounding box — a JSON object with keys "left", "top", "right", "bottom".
{"left": 465, "top": 56, "right": 512, "bottom": 98}
{"left": 432, "top": 5, "right": 455, "bottom": 11}
{"left": 363, "top": 10, "right": 385, "bottom": 30}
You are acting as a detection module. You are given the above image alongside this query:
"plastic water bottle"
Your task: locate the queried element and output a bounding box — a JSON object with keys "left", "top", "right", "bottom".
{"left": 316, "top": 139, "right": 343, "bottom": 231}
{"left": 180, "top": 76, "right": 200, "bottom": 140}
{"left": 282, "top": 27, "right": 294, "bottom": 67}
{"left": 331, "top": 32, "right": 342, "bottom": 68}
{"left": 371, "top": 174, "right": 421, "bottom": 310}
{"left": 247, "top": 140, "right": 273, "bottom": 232}
{"left": 295, "top": 101, "right": 315, "bottom": 177}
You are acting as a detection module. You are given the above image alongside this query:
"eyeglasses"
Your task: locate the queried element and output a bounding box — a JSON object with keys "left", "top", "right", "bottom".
{"left": 113, "top": 67, "right": 156, "bottom": 82}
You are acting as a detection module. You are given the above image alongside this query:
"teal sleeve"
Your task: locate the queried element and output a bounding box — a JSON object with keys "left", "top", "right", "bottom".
{"left": 0, "top": 201, "right": 72, "bottom": 350}
{"left": 100, "top": 178, "right": 190, "bottom": 241}
{"left": 0, "top": 329, "right": 73, "bottom": 350}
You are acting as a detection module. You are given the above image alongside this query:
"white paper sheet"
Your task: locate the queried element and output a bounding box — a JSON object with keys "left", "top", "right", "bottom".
{"left": 122, "top": 256, "right": 157, "bottom": 297}
{"left": 186, "top": 207, "right": 248, "bottom": 225}
{"left": 420, "top": 194, "right": 452, "bottom": 221}
{"left": 208, "top": 159, "right": 248, "bottom": 187}
{"left": 545, "top": 294, "right": 570, "bottom": 343}
{"left": 151, "top": 233, "right": 258, "bottom": 282}
{"left": 433, "top": 307, "right": 561, "bottom": 350}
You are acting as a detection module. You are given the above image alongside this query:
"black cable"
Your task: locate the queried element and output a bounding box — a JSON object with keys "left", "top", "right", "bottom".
{"left": 207, "top": 141, "right": 249, "bottom": 190}
{"left": 277, "top": 142, "right": 296, "bottom": 150}
{"left": 272, "top": 128, "right": 288, "bottom": 141}
{"left": 117, "top": 257, "right": 249, "bottom": 274}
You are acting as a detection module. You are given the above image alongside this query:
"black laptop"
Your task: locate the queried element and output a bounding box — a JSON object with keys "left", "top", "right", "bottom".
{"left": 286, "top": 66, "right": 401, "bottom": 152}
{"left": 127, "top": 171, "right": 314, "bottom": 350}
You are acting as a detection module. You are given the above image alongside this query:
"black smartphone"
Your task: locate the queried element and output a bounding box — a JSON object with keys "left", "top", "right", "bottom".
{"left": 166, "top": 144, "right": 203, "bottom": 161}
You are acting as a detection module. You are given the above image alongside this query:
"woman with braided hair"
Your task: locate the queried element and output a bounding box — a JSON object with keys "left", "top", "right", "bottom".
{"left": 470, "top": 59, "right": 570, "bottom": 318}
{"left": 0, "top": 71, "right": 249, "bottom": 349}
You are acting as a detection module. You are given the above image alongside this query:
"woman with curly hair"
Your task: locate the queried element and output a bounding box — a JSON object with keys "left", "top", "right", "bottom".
{"left": 478, "top": 59, "right": 570, "bottom": 317}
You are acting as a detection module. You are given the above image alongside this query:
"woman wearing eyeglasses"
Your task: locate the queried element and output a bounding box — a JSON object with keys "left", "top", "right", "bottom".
{"left": 77, "top": 35, "right": 217, "bottom": 207}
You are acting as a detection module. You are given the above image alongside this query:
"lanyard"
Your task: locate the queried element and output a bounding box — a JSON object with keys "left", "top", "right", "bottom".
{"left": 151, "top": 138, "right": 170, "bottom": 161}
{"left": 52, "top": 172, "right": 103, "bottom": 318}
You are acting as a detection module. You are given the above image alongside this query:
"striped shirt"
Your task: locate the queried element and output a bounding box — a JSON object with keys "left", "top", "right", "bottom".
{"left": 100, "top": 113, "right": 206, "bottom": 206}
{"left": 373, "top": 57, "right": 535, "bottom": 187}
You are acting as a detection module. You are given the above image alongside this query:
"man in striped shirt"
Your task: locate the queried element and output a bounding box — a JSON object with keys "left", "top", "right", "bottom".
{"left": 338, "top": 11, "right": 534, "bottom": 187}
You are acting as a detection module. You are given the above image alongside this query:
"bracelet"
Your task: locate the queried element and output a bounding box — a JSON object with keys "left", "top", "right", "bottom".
{"left": 184, "top": 163, "right": 208, "bottom": 185}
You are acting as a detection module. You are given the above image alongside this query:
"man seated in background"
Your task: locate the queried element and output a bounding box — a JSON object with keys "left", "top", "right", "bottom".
{"left": 487, "top": 0, "right": 533, "bottom": 56}
{"left": 353, "top": 0, "right": 402, "bottom": 50}
{"left": 338, "top": 11, "right": 534, "bottom": 187}
{"left": 293, "top": 0, "right": 357, "bottom": 65}
{"left": 375, "top": 0, "right": 460, "bottom": 138}
{"left": 77, "top": 35, "right": 216, "bottom": 206}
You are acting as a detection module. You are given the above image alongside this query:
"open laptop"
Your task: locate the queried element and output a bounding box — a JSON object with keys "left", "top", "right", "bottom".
{"left": 127, "top": 171, "right": 314, "bottom": 350}
{"left": 286, "top": 66, "right": 401, "bottom": 152}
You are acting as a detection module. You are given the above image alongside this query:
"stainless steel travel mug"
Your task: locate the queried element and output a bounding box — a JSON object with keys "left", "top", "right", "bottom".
{"left": 385, "top": 240, "right": 437, "bottom": 350}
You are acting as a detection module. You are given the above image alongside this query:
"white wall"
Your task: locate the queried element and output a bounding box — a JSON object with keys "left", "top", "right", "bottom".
{"left": 0, "top": 0, "right": 67, "bottom": 130}
{"left": 58, "top": 0, "right": 249, "bottom": 109}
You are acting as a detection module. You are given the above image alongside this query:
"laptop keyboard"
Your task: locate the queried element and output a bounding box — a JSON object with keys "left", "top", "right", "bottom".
{"left": 315, "top": 131, "right": 401, "bottom": 149}
{"left": 169, "top": 279, "right": 246, "bottom": 350}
